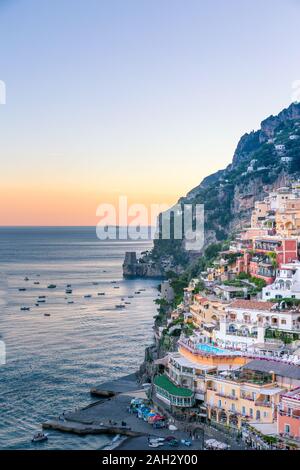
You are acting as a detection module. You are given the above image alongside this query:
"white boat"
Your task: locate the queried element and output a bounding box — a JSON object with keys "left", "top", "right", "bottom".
{"left": 32, "top": 432, "right": 48, "bottom": 443}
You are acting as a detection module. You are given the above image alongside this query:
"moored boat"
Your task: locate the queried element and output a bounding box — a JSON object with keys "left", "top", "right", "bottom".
{"left": 32, "top": 432, "right": 48, "bottom": 443}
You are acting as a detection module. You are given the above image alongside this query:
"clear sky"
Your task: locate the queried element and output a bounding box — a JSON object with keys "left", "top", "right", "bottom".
{"left": 0, "top": 0, "right": 300, "bottom": 226}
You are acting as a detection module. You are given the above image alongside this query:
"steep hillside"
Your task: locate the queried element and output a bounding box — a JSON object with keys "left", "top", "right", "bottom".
{"left": 123, "top": 102, "right": 300, "bottom": 278}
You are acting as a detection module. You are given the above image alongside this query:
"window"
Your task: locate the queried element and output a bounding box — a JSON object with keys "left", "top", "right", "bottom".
{"left": 285, "top": 424, "right": 290, "bottom": 434}
{"left": 218, "top": 400, "right": 222, "bottom": 408}
{"left": 281, "top": 319, "right": 286, "bottom": 325}
{"left": 231, "top": 404, "right": 236, "bottom": 412}
{"left": 242, "top": 406, "right": 246, "bottom": 416}
{"left": 263, "top": 412, "right": 268, "bottom": 418}
{"left": 256, "top": 410, "right": 261, "bottom": 420}
{"left": 249, "top": 408, "right": 253, "bottom": 417}
{"left": 232, "top": 389, "right": 236, "bottom": 397}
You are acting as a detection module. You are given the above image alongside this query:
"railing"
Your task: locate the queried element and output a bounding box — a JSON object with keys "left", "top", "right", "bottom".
{"left": 255, "top": 401, "right": 272, "bottom": 408}
{"left": 279, "top": 411, "right": 300, "bottom": 420}
{"left": 240, "top": 395, "right": 255, "bottom": 402}
{"left": 216, "top": 392, "right": 238, "bottom": 401}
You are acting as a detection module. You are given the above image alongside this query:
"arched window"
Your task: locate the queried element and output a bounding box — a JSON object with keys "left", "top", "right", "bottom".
{"left": 228, "top": 324, "right": 237, "bottom": 333}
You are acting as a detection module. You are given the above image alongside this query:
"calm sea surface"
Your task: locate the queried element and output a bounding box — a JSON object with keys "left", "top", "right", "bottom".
{"left": 0, "top": 227, "right": 157, "bottom": 449}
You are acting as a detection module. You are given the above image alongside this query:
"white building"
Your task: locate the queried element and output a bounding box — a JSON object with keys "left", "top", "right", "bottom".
{"left": 262, "top": 262, "right": 300, "bottom": 301}
{"left": 214, "top": 299, "right": 300, "bottom": 349}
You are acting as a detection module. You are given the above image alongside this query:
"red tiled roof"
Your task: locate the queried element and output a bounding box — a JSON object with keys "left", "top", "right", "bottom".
{"left": 229, "top": 299, "right": 274, "bottom": 311}
{"left": 194, "top": 294, "right": 208, "bottom": 304}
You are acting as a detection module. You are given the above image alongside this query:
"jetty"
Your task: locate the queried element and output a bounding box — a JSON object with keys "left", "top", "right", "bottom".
{"left": 90, "top": 373, "right": 139, "bottom": 397}
{"left": 42, "top": 374, "right": 148, "bottom": 439}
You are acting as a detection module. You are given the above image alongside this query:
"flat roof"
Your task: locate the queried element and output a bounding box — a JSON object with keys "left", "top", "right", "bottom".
{"left": 244, "top": 359, "right": 300, "bottom": 380}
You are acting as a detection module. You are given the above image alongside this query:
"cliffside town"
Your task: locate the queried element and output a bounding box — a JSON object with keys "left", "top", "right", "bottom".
{"left": 140, "top": 180, "right": 300, "bottom": 450}
{"left": 130, "top": 102, "right": 300, "bottom": 450}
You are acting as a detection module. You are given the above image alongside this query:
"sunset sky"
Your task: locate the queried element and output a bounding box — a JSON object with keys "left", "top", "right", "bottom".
{"left": 1, "top": 0, "right": 300, "bottom": 226}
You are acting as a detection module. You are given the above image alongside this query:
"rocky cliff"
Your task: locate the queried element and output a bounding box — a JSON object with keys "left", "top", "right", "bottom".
{"left": 123, "top": 102, "right": 300, "bottom": 278}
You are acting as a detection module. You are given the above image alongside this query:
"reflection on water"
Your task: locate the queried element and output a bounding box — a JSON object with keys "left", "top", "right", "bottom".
{"left": 0, "top": 227, "right": 157, "bottom": 449}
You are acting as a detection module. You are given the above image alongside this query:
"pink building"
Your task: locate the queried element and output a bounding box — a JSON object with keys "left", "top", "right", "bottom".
{"left": 278, "top": 388, "right": 300, "bottom": 440}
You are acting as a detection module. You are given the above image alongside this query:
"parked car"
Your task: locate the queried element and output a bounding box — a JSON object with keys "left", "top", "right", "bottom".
{"left": 168, "top": 439, "right": 179, "bottom": 447}
{"left": 181, "top": 439, "right": 192, "bottom": 447}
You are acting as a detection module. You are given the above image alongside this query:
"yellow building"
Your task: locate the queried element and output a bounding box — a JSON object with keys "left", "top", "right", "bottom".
{"left": 206, "top": 367, "right": 284, "bottom": 429}
{"left": 189, "top": 294, "right": 227, "bottom": 330}
{"left": 276, "top": 199, "right": 300, "bottom": 238}
{"left": 251, "top": 200, "right": 270, "bottom": 229}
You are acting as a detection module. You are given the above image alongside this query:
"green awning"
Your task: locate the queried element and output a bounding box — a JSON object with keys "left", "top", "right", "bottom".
{"left": 154, "top": 375, "right": 193, "bottom": 398}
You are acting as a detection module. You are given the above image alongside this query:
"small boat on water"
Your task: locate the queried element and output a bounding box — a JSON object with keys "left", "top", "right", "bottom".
{"left": 92, "top": 282, "right": 99, "bottom": 285}
{"left": 67, "top": 301, "right": 74, "bottom": 304}
{"left": 125, "top": 302, "right": 131, "bottom": 305}
{"left": 34, "top": 281, "right": 40, "bottom": 285}
{"left": 111, "top": 281, "right": 117, "bottom": 284}
{"left": 37, "top": 299, "right": 46, "bottom": 303}
{"left": 84, "top": 294, "right": 92, "bottom": 298}
{"left": 65, "top": 289, "right": 72, "bottom": 294}
{"left": 19, "top": 288, "right": 26, "bottom": 291}
{"left": 66, "top": 284, "right": 72, "bottom": 288}
{"left": 115, "top": 304, "right": 125, "bottom": 309}
{"left": 113, "top": 286, "right": 120, "bottom": 289}
{"left": 32, "top": 432, "right": 48, "bottom": 443}
{"left": 38, "top": 295, "right": 46, "bottom": 299}
{"left": 47, "top": 284, "right": 56, "bottom": 289}
{"left": 44, "top": 313, "right": 51, "bottom": 317}
{"left": 97, "top": 292, "right": 105, "bottom": 296}
{"left": 135, "top": 291, "right": 141, "bottom": 294}
{"left": 20, "top": 307, "right": 30, "bottom": 311}
{"left": 24, "top": 277, "right": 29, "bottom": 281}
{"left": 128, "top": 295, "right": 134, "bottom": 298}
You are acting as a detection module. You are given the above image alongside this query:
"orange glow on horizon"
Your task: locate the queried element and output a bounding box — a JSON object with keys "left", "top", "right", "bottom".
{"left": 0, "top": 185, "right": 179, "bottom": 226}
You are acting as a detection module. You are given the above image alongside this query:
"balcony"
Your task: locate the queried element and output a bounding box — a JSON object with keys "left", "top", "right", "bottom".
{"left": 279, "top": 411, "right": 300, "bottom": 420}
{"left": 216, "top": 392, "right": 238, "bottom": 401}
{"left": 240, "top": 395, "right": 255, "bottom": 402}
{"left": 255, "top": 401, "right": 272, "bottom": 408}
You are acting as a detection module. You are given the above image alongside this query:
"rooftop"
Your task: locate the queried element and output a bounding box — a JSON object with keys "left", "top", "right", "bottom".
{"left": 169, "top": 352, "right": 216, "bottom": 371}
{"left": 229, "top": 300, "right": 274, "bottom": 311}
{"left": 153, "top": 375, "right": 193, "bottom": 398}
{"left": 281, "top": 387, "right": 300, "bottom": 401}
{"left": 244, "top": 359, "right": 300, "bottom": 380}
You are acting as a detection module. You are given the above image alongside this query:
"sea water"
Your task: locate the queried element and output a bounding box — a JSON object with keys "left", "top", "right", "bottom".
{"left": 0, "top": 227, "right": 158, "bottom": 449}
